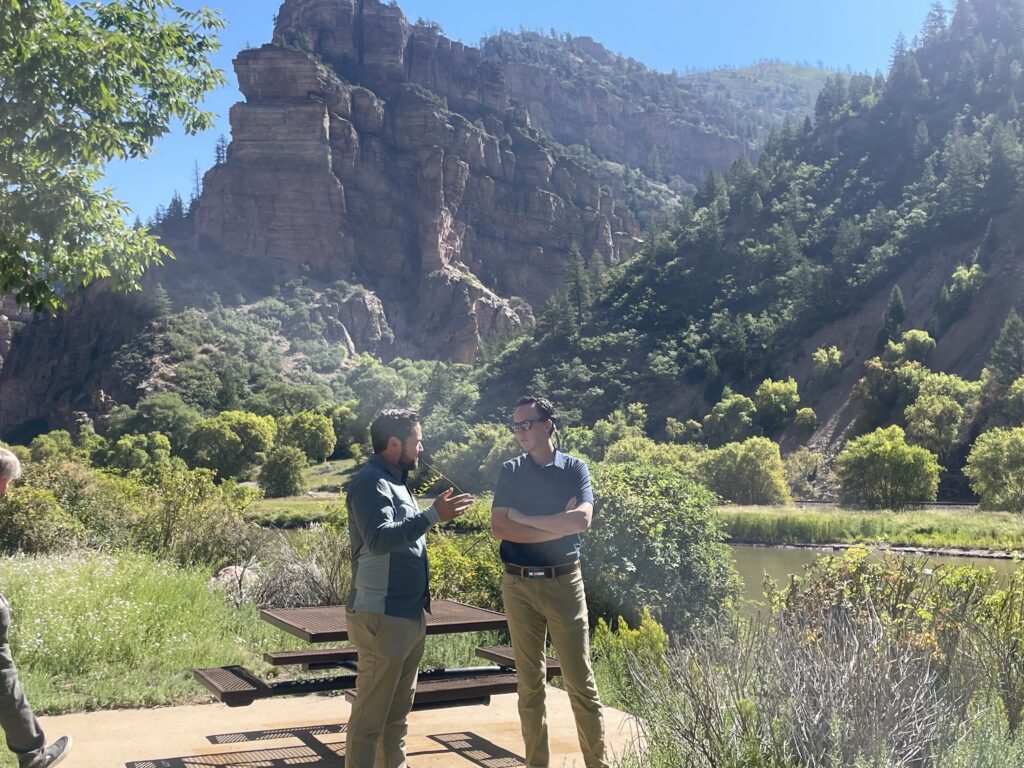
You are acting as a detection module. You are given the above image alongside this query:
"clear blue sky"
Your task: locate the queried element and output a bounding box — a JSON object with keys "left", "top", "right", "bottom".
{"left": 104, "top": 0, "right": 939, "bottom": 220}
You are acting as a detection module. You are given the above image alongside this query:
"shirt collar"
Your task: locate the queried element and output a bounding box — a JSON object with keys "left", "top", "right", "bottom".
{"left": 370, "top": 453, "right": 406, "bottom": 483}
{"left": 528, "top": 450, "right": 566, "bottom": 469}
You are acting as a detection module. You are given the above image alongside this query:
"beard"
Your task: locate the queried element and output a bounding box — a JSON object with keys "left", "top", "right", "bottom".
{"left": 397, "top": 450, "right": 418, "bottom": 472}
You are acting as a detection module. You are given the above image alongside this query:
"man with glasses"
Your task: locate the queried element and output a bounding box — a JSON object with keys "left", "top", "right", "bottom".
{"left": 346, "top": 409, "right": 473, "bottom": 768}
{"left": 490, "top": 396, "right": 608, "bottom": 768}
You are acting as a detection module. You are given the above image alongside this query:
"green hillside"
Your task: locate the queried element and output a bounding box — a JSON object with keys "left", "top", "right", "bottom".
{"left": 477, "top": 0, "right": 1024, "bottom": 480}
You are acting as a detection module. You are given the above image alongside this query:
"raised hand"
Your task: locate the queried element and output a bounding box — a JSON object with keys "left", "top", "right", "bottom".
{"left": 434, "top": 487, "right": 475, "bottom": 522}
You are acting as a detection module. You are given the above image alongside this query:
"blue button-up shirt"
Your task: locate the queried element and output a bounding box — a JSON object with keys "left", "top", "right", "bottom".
{"left": 346, "top": 454, "right": 440, "bottom": 620}
{"left": 493, "top": 450, "right": 594, "bottom": 567}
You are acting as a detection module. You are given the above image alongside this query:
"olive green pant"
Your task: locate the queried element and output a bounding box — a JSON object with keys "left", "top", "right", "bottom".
{"left": 501, "top": 569, "right": 608, "bottom": 768}
{"left": 345, "top": 610, "right": 426, "bottom": 768}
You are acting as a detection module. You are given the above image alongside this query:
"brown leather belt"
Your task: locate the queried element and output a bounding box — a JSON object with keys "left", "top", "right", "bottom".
{"left": 504, "top": 561, "right": 580, "bottom": 579}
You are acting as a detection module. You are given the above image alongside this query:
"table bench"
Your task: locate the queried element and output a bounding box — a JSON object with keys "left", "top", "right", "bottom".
{"left": 195, "top": 601, "right": 555, "bottom": 709}
{"left": 264, "top": 647, "right": 358, "bottom": 670}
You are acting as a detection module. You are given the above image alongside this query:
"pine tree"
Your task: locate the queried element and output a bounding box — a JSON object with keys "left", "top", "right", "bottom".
{"left": 985, "top": 121, "right": 1024, "bottom": 204}
{"left": 921, "top": 2, "right": 948, "bottom": 44}
{"left": 150, "top": 284, "right": 172, "bottom": 317}
{"left": 950, "top": 0, "right": 979, "bottom": 41}
{"left": 165, "top": 191, "right": 184, "bottom": 222}
{"left": 878, "top": 285, "right": 906, "bottom": 348}
{"left": 988, "top": 310, "right": 1024, "bottom": 388}
{"left": 214, "top": 134, "right": 228, "bottom": 165}
{"left": 565, "top": 245, "right": 593, "bottom": 329}
{"left": 912, "top": 120, "right": 931, "bottom": 159}
{"left": 189, "top": 160, "right": 202, "bottom": 215}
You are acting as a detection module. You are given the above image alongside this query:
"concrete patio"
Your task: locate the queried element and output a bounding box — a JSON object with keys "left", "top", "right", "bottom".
{"left": 40, "top": 687, "right": 641, "bottom": 767}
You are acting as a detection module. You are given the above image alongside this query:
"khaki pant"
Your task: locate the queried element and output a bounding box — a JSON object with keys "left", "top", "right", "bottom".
{"left": 345, "top": 610, "right": 426, "bottom": 768}
{"left": 501, "top": 569, "right": 608, "bottom": 768}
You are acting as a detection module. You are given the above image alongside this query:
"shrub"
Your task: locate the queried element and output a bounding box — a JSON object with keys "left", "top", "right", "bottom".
{"left": 615, "top": 549, "right": 1017, "bottom": 768}
{"left": 836, "top": 425, "right": 940, "bottom": 510}
{"left": 753, "top": 377, "right": 800, "bottom": 435}
{"left": 426, "top": 530, "right": 503, "bottom": 611}
{"left": 136, "top": 462, "right": 262, "bottom": 567}
{"left": 965, "top": 427, "right": 1024, "bottom": 511}
{"left": 592, "top": 609, "right": 668, "bottom": 710}
{"left": 258, "top": 446, "right": 309, "bottom": 498}
{"left": 21, "top": 458, "right": 152, "bottom": 548}
{"left": 584, "top": 461, "right": 737, "bottom": 635}
{"left": 702, "top": 389, "right": 758, "bottom": 447}
{"left": 446, "top": 495, "right": 492, "bottom": 533}
{"left": 603, "top": 436, "right": 700, "bottom": 480}
{"left": 793, "top": 406, "right": 817, "bottom": 438}
{"left": 0, "top": 487, "right": 86, "bottom": 553}
{"left": 426, "top": 424, "right": 517, "bottom": 494}
{"left": 184, "top": 410, "right": 277, "bottom": 479}
{"left": 905, "top": 393, "right": 967, "bottom": 460}
{"left": 277, "top": 411, "right": 336, "bottom": 463}
{"left": 252, "top": 522, "right": 352, "bottom": 608}
{"left": 812, "top": 345, "right": 844, "bottom": 387}
{"left": 784, "top": 447, "right": 825, "bottom": 500}
{"left": 696, "top": 437, "right": 791, "bottom": 505}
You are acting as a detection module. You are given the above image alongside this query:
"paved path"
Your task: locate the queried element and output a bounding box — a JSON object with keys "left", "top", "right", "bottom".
{"left": 40, "top": 688, "right": 640, "bottom": 767}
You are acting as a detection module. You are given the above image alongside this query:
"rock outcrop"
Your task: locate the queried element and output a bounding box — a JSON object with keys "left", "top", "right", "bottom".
{"left": 0, "top": 288, "right": 154, "bottom": 441}
{"left": 193, "top": 0, "right": 645, "bottom": 361}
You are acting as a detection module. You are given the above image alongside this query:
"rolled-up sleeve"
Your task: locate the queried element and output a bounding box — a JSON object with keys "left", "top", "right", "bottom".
{"left": 350, "top": 477, "right": 436, "bottom": 555}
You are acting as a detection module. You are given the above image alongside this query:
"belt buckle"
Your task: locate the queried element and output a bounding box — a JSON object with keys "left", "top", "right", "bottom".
{"left": 524, "top": 567, "right": 547, "bottom": 579}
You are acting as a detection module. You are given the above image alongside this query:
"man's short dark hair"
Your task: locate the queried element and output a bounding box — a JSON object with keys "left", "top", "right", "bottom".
{"left": 516, "top": 395, "right": 558, "bottom": 425}
{"left": 370, "top": 408, "right": 420, "bottom": 453}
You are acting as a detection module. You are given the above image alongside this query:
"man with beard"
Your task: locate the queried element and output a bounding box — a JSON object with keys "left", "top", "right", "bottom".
{"left": 490, "top": 396, "right": 608, "bottom": 768}
{"left": 345, "top": 408, "right": 473, "bottom": 768}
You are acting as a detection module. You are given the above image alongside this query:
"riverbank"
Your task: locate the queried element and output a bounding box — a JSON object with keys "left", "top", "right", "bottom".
{"left": 717, "top": 504, "right": 1024, "bottom": 554}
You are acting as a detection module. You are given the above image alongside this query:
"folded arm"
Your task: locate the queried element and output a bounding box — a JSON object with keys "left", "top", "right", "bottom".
{"left": 507, "top": 499, "right": 593, "bottom": 536}
{"left": 491, "top": 506, "right": 567, "bottom": 543}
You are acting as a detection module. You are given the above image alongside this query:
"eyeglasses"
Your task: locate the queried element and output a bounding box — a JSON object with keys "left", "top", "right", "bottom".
{"left": 509, "top": 418, "right": 549, "bottom": 433}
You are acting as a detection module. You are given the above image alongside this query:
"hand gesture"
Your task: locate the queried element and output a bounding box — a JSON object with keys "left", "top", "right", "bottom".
{"left": 565, "top": 496, "right": 578, "bottom": 511}
{"left": 434, "top": 487, "right": 474, "bottom": 522}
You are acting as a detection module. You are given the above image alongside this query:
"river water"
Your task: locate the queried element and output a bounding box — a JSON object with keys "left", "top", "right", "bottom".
{"left": 731, "top": 544, "right": 1021, "bottom": 609}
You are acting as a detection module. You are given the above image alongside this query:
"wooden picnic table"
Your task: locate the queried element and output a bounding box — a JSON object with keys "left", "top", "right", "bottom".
{"left": 259, "top": 599, "right": 509, "bottom": 643}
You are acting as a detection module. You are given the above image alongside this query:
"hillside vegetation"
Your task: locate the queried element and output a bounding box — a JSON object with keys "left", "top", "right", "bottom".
{"left": 477, "top": 0, "right": 1024, "bottom": 493}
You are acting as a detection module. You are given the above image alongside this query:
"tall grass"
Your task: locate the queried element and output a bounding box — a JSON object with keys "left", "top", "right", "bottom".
{"left": 1, "top": 551, "right": 281, "bottom": 715}
{"left": 718, "top": 505, "right": 1024, "bottom": 551}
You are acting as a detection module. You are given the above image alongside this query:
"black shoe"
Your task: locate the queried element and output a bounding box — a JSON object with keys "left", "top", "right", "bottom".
{"left": 28, "top": 736, "right": 72, "bottom": 768}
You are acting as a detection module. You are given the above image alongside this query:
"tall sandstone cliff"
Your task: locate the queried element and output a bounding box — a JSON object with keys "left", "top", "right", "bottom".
{"left": 193, "top": 0, "right": 648, "bottom": 362}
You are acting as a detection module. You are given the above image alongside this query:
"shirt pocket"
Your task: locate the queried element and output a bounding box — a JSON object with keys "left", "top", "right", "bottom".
{"left": 395, "top": 497, "right": 419, "bottom": 520}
